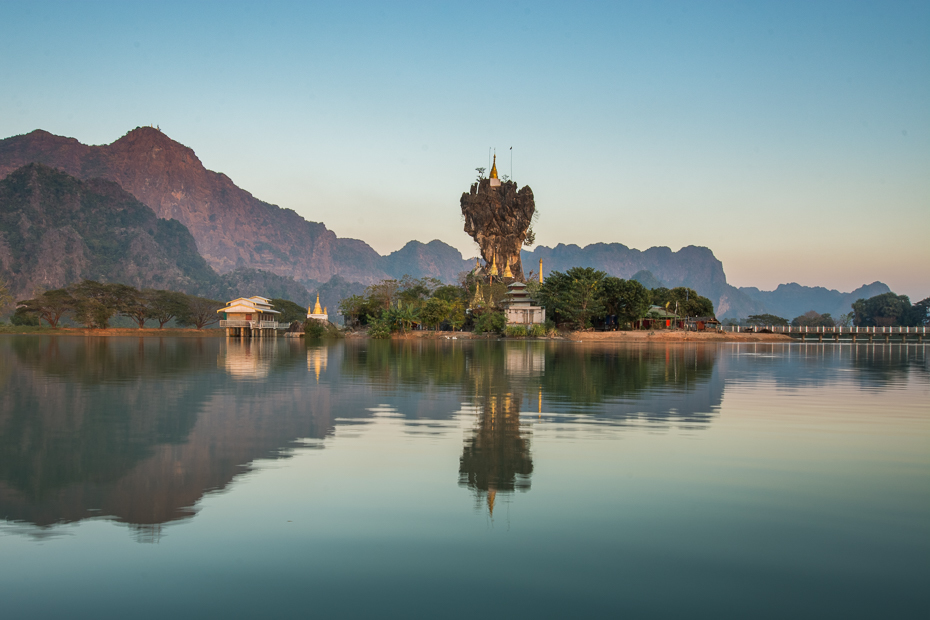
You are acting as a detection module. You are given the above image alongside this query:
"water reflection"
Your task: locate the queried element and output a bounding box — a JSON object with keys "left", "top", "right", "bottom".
{"left": 459, "top": 344, "right": 536, "bottom": 515}
{"left": 2, "top": 336, "right": 921, "bottom": 537}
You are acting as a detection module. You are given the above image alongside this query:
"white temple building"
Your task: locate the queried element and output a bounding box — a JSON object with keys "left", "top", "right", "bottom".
{"left": 218, "top": 296, "right": 281, "bottom": 338}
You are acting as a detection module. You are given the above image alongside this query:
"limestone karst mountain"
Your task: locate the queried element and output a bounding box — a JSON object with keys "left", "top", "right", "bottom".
{"left": 0, "top": 127, "right": 389, "bottom": 286}
{"left": 0, "top": 128, "right": 894, "bottom": 319}
{"left": 0, "top": 164, "right": 310, "bottom": 303}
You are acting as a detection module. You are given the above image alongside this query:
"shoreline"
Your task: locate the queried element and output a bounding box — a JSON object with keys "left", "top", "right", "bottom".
{"left": 0, "top": 327, "right": 226, "bottom": 337}
{"left": 0, "top": 327, "right": 794, "bottom": 342}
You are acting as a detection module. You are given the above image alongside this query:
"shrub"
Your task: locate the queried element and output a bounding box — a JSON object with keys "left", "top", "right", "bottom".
{"left": 473, "top": 310, "right": 506, "bottom": 334}
{"left": 504, "top": 325, "right": 527, "bottom": 338}
{"left": 305, "top": 320, "right": 344, "bottom": 339}
{"left": 528, "top": 323, "right": 546, "bottom": 337}
{"left": 367, "top": 318, "right": 392, "bottom": 339}
{"left": 11, "top": 307, "right": 40, "bottom": 326}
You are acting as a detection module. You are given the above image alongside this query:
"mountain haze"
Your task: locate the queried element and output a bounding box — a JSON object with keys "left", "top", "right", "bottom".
{"left": 0, "top": 128, "right": 894, "bottom": 320}
{"left": 0, "top": 164, "right": 311, "bottom": 304}
{"left": 0, "top": 128, "right": 389, "bottom": 286}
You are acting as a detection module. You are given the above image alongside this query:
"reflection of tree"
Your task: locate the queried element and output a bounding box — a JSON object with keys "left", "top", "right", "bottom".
{"left": 458, "top": 344, "right": 533, "bottom": 516}
{"left": 533, "top": 344, "right": 722, "bottom": 430}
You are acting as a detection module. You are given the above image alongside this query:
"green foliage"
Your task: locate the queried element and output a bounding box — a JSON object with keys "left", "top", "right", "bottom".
{"left": 146, "top": 289, "right": 189, "bottom": 328}
{"left": 71, "top": 280, "right": 139, "bottom": 328}
{"left": 0, "top": 277, "right": 13, "bottom": 316}
{"left": 650, "top": 287, "right": 714, "bottom": 317}
{"left": 11, "top": 306, "right": 40, "bottom": 326}
{"left": 271, "top": 298, "right": 307, "bottom": 324}
{"left": 303, "top": 320, "right": 342, "bottom": 339}
{"left": 538, "top": 267, "right": 606, "bottom": 329}
{"left": 473, "top": 310, "right": 506, "bottom": 334}
{"left": 17, "top": 288, "right": 75, "bottom": 327}
{"left": 747, "top": 314, "right": 789, "bottom": 327}
{"left": 852, "top": 292, "right": 923, "bottom": 327}
{"left": 504, "top": 325, "right": 527, "bottom": 337}
{"left": 528, "top": 323, "right": 547, "bottom": 337}
{"left": 601, "top": 277, "right": 650, "bottom": 327}
{"left": 791, "top": 311, "right": 836, "bottom": 328}
{"left": 421, "top": 297, "right": 451, "bottom": 330}
{"left": 176, "top": 295, "right": 223, "bottom": 329}
{"left": 366, "top": 316, "right": 393, "bottom": 339}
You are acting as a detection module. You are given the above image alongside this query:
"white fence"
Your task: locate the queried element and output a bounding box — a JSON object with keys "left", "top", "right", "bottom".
{"left": 724, "top": 325, "right": 927, "bottom": 334}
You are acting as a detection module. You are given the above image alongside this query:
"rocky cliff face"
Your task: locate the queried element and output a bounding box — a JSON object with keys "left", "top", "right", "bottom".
{"left": 0, "top": 163, "right": 221, "bottom": 299}
{"left": 0, "top": 128, "right": 389, "bottom": 285}
{"left": 738, "top": 281, "right": 892, "bottom": 321}
{"left": 461, "top": 179, "right": 535, "bottom": 281}
{"left": 524, "top": 243, "right": 767, "bottom": 319}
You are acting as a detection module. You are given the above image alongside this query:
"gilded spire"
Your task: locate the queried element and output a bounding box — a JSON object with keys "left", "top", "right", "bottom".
{"left": 489, "top": 256, "right": 498, "bottom": 276}
{"left": 502, "top": 258, "right": 513, "bottom": 279}
{"left": 539, "top": 258, "right": 544, "bottom": 283}
{"left": 312, "top": 293, "right": 323, "bottom": 315}
{"left": 489, "top": 154, "right": 498, "bottom": 179}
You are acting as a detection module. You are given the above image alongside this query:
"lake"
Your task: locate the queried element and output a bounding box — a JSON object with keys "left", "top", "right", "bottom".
{"left": 0, "top": 336, "right": 927, "bottom": 618}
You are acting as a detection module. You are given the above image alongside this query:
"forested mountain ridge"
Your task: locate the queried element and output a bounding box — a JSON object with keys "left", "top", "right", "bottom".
{"left": 0, "top": 164, "right": 310, "bottom": 304}
{"left": 0, "top": 128, "right": 389, "bottom": 286}
{"left": 0, "top": 129, "right": 896, "bottom": 319}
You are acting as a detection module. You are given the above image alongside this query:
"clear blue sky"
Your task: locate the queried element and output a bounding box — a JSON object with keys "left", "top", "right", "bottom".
{"left": 2, "top": 1, "right": 928, "bottom": 298}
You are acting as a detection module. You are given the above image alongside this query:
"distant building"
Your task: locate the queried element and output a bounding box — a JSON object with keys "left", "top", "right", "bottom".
{"left": 504, "top": 281, "right": 545, "bottom": 325}
{"left": 218, "top": 296, "right": 281, "bottom": 337}
{"left": 634, "top": 305, "right": 680, "bottom": 330}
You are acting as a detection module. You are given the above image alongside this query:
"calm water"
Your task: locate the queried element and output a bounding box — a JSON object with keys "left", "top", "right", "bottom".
{"left": 0, "top": 336, "right": 927, "bottom": 618}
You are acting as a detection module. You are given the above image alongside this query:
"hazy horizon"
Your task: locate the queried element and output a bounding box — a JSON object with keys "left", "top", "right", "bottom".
{"left": 2, "top": 1, "right": 927, "bottom": 300}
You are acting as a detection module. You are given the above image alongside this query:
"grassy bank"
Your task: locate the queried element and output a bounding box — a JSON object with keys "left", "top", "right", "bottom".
{"left": 0, "top": 326, "right": 225, "bottom": 337}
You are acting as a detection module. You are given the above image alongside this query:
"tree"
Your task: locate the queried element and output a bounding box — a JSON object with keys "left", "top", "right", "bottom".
{"left": 120, "top": 288, "right": 151, "bottom": 328}
{"left": 71, "top": 280, "right": 138, "bottom": 328}
{"left": 0, "top": 277, "right": 13, "bottom": 317}
{"left": 835, "top": 313, "right": 854, "bottom": 328}
{"left": 747, "top": 314, "right": 789, "bottom": 327}
{"left": 17, "top": 288, "right": 75, "bottom": 327}
{"left": 421, "top": 298, "right": 450, "bottom": 330}
{"left": 10, "top": 306, "right": 40, "bottom": 326}
{"left": 447, "top": 301, "right": 466, "bottom": 332}
{"left": 563, "top": 267, "right": 606, "bottom": 329}
{"left": 365, "top": 279, "right": 401, "bottom": 312}
{"left": 601, "top": 277, "right": 650, "bottom": 328}
{"left": 851, "top": 293, "right": 917, "bottom": 327}
{"left": 177, "top": 295, "right": 223, "bottom": 330}
{"left": 911, "top": 297, "right": 930, "bottom": 327}
{"left": 146, "top": 289, "right": 190, "bottom": 328}
{"left": 271, "top": 298, "right": 307, "bottom": 324}
{"left": 791, "top": 311, "right": 836, "bottom": 328}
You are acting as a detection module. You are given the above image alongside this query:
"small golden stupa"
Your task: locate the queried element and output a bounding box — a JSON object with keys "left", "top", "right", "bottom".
{"left": 307, "top": 293, "right": 328, "bottom": 322}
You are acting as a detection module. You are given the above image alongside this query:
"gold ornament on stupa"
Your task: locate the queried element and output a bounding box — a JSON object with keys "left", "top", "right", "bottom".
{"left": 489, "top": 154, "right": 498, "bottom": 179}
{"left": 311, "top": 294, "right": 323, "bottom": 315}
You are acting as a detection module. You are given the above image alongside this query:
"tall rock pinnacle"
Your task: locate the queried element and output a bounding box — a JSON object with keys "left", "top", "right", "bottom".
{"left": 460, "top": 178, "right": 535, "bottom": 281}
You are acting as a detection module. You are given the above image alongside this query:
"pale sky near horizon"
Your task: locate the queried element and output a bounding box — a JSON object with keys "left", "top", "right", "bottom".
{"left": 1, "top": 1, "right": 928, "bottom": 299}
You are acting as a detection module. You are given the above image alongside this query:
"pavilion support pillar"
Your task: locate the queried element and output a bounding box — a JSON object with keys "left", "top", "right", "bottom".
{"left": 851, "top": 334, "right": 857, "bottom": 343}
{"left": 884, "top": 334, "right": 890, "bottom": 344}
{"left": 818, "top": 333, "right": 823, "bottom": 342}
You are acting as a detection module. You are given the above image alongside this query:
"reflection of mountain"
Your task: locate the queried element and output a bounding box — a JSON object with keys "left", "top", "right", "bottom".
{"left": 0, "top": 338, "right": 727, "bottom": 534}
{"left": 0, "top": 337, "right": 339, "bottom": 534}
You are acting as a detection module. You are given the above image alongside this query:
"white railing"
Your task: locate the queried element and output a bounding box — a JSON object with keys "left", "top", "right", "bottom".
{"left": 723, "top": 325, "right": 927, "bottom": 335}
{"left": 220, "top": 320, "right": 280, "bottom": 329}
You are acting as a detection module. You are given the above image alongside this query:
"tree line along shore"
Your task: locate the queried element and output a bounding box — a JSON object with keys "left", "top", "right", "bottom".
{"left": 1, "top": 269, "right": 926, "bottom": 337}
